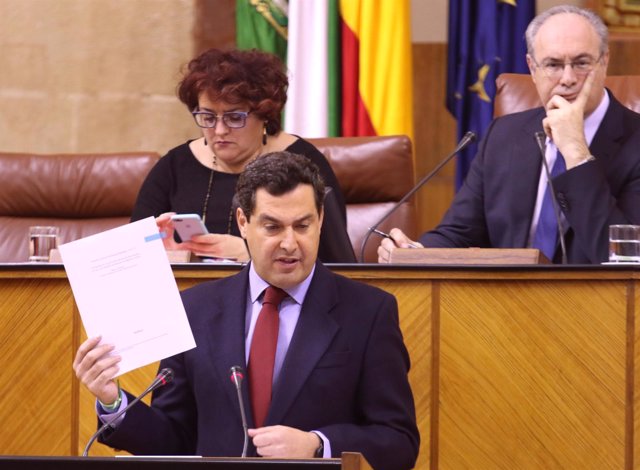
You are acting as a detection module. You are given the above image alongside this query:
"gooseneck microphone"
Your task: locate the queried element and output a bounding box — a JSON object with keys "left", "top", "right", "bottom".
{"left": 534, "top": 132, "right": 568, "bottom": 264}
{"left": 229, "top": 366, "right": 249, "bottom": 458}
{"left": 82, "top": 368, "right": 174, "bottom": 457}
{"left": 359, "top": 131, "right": 477, "bottom": 262}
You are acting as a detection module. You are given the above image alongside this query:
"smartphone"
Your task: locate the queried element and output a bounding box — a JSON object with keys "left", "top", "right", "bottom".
{"left": 170, "top": 213, "right": 209, "bottom": 241}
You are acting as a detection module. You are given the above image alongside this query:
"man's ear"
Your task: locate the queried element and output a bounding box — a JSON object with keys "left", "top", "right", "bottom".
{"left": 237, "top": 207, "right": 248, "bottom": 239}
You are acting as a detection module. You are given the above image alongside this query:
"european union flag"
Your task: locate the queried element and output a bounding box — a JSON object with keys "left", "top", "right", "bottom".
{"left": 447, "top": 0, "right": 535, "bottom": 189}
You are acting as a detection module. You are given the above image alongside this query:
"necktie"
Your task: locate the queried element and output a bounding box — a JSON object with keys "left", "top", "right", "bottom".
{"left": 248, "top": 285, "right": 287, "bottom": 428}
{"left": 532, "top": 151, "right": 566, "bottom": 261}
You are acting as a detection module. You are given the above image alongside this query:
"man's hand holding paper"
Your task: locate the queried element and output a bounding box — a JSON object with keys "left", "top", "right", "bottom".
{"left": 60, "top": 217, "right": 196, "bottom": 377}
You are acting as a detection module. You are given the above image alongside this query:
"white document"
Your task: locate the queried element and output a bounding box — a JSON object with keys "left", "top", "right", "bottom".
{"left": 60, "top": 217, "right": 196, "bottom": 376}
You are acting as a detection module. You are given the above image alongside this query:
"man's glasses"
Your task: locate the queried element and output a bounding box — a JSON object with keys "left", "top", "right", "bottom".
{"left": 531, "top": 53, "right": 603, "bottom": 79}
{"left": 192, "top": 111, "right": 250, "bottom": 129}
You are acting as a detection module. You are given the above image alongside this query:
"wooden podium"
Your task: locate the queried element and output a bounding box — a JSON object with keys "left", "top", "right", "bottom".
{"left": 0, "top": 453, "right": 371, "bottom": 470}
{"left": 2, "top": 263, "right": 640, "bottom": 469}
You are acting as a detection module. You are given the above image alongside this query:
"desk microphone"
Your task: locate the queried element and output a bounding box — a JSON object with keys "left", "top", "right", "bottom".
{"left": 534, "top": 132, "right": 567, "bottom": 264}
{"left": 359, "top": 131, "right": 477, "bottom": 262}
{"left": 229, "top": 366, "right": 249, "bottom": 457}
{"left": 82, "top": 368, "right": 174, "bottom": 456}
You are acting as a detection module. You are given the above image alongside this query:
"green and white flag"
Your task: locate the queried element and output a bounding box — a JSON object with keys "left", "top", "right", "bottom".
{"left": 235, "top": 0, "right": 288, "bottom": 62}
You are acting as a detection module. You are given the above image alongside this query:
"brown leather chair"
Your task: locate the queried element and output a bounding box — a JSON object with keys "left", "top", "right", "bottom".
{"left": 310, "top": 135, "right": 416, "bottom": 262}
{"left": 0, "top": 152, "right": 160, "bottom": 262}
{"left": 0, "top": 137, "right": 415, "bottom": 264}
{"left": 494, "top": 73, "right": 640, "bottom": 117}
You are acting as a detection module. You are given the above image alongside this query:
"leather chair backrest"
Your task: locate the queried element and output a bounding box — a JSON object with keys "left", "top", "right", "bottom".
{"left": 309, "top": 135, "right": 416, "bottom": 262}
{"left": 0, "top": 152, "right": 160, "bottom": 262}
{"left": 0, "top": 138, "right": 415, "bottom": 264}
{"left": 494, "top": 73, "right": 640, "bottom": 117}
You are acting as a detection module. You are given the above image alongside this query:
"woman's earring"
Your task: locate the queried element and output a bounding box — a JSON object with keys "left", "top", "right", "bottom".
{"left": 262, "top": 123, "right": 267, "bottom": 145}
{"left": 204, "top": 137, "right": 208, "bottom": 146}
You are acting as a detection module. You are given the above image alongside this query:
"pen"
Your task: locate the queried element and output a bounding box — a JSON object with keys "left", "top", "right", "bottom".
{"left": 369, "top": 228, "right": 421, "bottom": 248}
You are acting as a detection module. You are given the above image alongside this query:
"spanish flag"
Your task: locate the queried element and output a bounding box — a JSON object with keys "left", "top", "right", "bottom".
{"left": 340, "top": 0, "right": 413, "bottom": 142}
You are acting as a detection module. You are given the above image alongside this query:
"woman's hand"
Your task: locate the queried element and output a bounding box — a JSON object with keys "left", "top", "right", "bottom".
{"left": 155, "top": 213, "right": 249, "bottom": 261}
{"left": 183, "top": 233, "right": 250, "bottom": 262}
{"left": 155, "top": 212, "right": 185, "bottom": 251}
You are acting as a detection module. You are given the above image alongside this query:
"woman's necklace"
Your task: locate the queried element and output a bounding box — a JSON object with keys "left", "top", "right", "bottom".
{"left": 201, "top": 150, "right": 234, "bottom": 234}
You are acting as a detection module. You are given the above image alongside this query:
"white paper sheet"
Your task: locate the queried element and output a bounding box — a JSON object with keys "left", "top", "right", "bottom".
{"left": 59, "top": 217, "right": 196, "bottom": 376}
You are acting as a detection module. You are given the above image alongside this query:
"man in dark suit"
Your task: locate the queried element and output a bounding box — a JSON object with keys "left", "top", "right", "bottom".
{"left": 73, "top": 152, "right": 419, "bottom": 470}
{"left": 378, "top": 5, "right": 640, "bottom": 264}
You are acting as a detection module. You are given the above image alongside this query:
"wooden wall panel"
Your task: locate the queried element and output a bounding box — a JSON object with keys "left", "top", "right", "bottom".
{"left": 438, "top": 280, "right": 627, "bottom": 470}
{"left": 365, "top": 278, "right": 433, "bottom": 470}
{"left": 0, "top": 278, "right": 76, "bottom": 455}
{"left": 2, "top": 266, "right": 640, "bottom": 470}
{"left": 412, "top": 43, "right": 457, "bottom": 235}
{"left": 193, "top": 0, "right": 236, "bottom": 55}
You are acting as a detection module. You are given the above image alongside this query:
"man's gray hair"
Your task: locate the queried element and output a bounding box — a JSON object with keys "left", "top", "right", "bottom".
{"left": 525, "top": 5, "right": 608, "bottom": 58}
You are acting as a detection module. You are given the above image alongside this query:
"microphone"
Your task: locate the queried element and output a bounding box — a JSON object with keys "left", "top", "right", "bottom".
{"left": 359, "top": 131, "right": 477, "bottom": 262}
{"left": 229, "top": 366, "right": 249, "bottom": 458}
{"left": 82, "top": 368, "right": 174, "bottom": 457}
{"left": 534, "top": 132, "right": 567, "bottom": 264}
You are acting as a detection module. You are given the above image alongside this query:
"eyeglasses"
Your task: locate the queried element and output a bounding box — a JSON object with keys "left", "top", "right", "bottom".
{"left": 192, "top": 111, "right": 250, "bottom": 129}
{"left": 531, "top": 53, "right": 603, "bottom": 79}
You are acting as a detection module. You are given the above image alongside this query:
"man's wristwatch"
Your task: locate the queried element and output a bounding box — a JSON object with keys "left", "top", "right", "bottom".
{"left": 312, "top": 432, "right": 324, "bottom": 458}
{"left": 314, "top": 440, "right": 324, "bottom": 458}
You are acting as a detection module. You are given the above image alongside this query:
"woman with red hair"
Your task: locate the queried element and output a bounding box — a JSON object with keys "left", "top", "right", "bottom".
{"left": 131, "top": 48, "right": 346, "bottom": 262}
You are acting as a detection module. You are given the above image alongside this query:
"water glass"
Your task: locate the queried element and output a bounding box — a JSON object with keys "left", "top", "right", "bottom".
{"left": 609, "top": 224, "right": 640, "bottom": 263}
{"left": 28, "top": 226, "right": 60, "bottom": 262}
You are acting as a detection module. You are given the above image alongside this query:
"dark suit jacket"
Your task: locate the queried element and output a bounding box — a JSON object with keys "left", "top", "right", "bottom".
{"left": 100, "top": 262, "right": 419, "bottom": 470}
{"left": 420, "top": 91, "right": 640, "bottom": 263}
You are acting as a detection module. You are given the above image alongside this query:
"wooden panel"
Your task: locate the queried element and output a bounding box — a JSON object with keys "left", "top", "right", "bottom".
{"left": 363, "top": 278, "right": 432, "bottom": 470}
{"left": 389, "top": 247, "right": 548, "bottom": 265}
{"left": 412, "top": 43, "right": 457, "bottom": 234}
{"left": 1, "top": 265, "right": 639, "bottom": 470}
{"left": 0, "top": 278, "right": 76, "bottom": 455}
{"left": 438, "top": 280, "right": 627, "bottom": 470}
{"left": 633, "top": 280, "right": 639, "bottom": 470}
{"left": 193, "top": 0, "right": 236, "bottom": 53}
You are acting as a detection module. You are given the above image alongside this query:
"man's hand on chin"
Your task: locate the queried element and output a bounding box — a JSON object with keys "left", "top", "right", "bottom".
{"left": 542, "top": 71, "right": 595, "bottom": 168}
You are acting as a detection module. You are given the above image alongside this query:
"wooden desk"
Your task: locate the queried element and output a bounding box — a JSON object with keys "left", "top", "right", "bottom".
{"left": 1, "top": 264, "right": 639, "bottom": 470}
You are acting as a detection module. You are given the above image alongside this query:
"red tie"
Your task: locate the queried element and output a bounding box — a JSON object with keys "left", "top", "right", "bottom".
{"left": 248, "top": 286, "right": 287, "bottom": 428}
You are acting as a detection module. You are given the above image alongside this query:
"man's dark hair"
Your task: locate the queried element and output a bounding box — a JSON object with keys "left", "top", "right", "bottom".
{"left": 235, "top": 152, "right": 325, "bottom": 221}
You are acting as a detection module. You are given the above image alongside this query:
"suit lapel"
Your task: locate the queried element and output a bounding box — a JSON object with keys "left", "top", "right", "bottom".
{"left": 202, "top": 268, "right": 251, "bottom": 423}
{"left": 589, "top": 90, "right": 625, "bottom": 162}
{"left": 505, "top": 109, "right": 546, "bottom": 247}
{"left": 266, "top": 263, "right": 339, "bottom": 425}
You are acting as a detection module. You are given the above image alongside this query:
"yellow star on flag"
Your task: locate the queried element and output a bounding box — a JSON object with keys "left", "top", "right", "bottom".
{"left": 468, "top": 64, "right": 491, "bottom": 103}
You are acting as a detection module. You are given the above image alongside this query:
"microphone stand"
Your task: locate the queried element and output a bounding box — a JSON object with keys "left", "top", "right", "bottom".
{"left": 82, "top": 368, "right": 174, "bottom": 457}
{"left": 534, "top": 132, "right": 568, "bottom": 264}
{"left": 230, "top": 366, "right": 249, "bottom": 458}
{"left": 359, "top": 131, "right": 477, "bottom": 262}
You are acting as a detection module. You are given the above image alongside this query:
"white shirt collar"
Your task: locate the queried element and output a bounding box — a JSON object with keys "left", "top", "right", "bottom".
{"left": 248, "top": 262, "right": 315, "bottom": 306}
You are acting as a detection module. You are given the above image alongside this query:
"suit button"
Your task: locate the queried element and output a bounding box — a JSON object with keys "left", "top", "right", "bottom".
{"left": 557, "top": 193, "right": 569, "bottom": 211}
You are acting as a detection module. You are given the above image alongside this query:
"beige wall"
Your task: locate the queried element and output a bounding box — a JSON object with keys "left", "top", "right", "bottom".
{"left": 0, "top": 0, "right": 198, "bottom": 154}
{"left": 0, "top": 0, "right": 599, "bottom": 156}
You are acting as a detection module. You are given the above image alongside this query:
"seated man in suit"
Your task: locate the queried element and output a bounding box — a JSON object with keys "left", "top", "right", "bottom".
{"left": 379, "top": 5, "right": 640, "bottom": 264}
{"left": 73, "top": 152, "right": 419, "bottom": 470}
